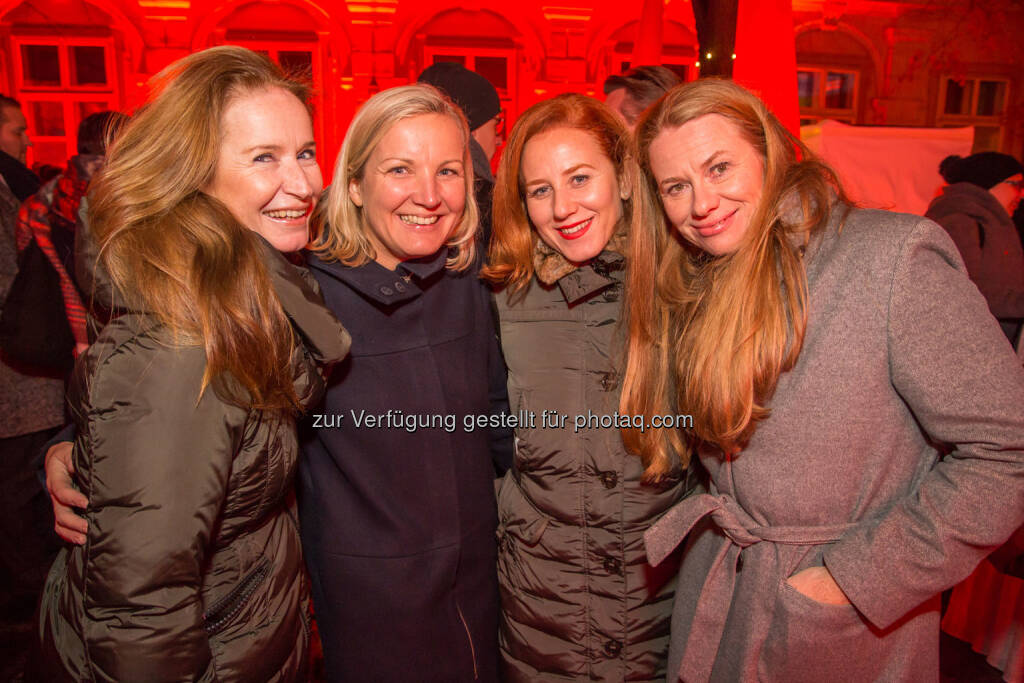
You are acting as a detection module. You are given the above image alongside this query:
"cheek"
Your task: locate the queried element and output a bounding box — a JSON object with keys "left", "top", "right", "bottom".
{"left": 442, "top": 183, "right": 467, "bottom": 214}
{"left": 525, "top": 200, "right": 548, "bottom": 229}
{"left": 663, "top": 198, "right": 689, "bottom": 226}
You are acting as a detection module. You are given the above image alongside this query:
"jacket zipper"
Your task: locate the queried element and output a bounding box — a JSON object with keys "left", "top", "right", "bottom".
{"left": 204, "top": 558, "right": 271, "bottom": 635}
{"left": 455, "top": 601, "right": 479, "bottom": 680}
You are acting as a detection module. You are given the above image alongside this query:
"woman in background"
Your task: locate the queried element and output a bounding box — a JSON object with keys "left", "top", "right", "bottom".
{"left": 37, "top": 46, "right": 349, "bottom": 681}
{"left": 483, "top": 93, "right": 684, "bottom": 681}
{"left": 622, "top": 78, "right": 1024, "bottom": 682}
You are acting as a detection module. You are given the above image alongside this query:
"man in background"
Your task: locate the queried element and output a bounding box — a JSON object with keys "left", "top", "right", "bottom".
{"left": 0, "top": 94, "right": 64, "bottom": 619}
{"left": 603, "top": 65, "right": 680, "bottom": 128}
{"left": 419, "top": 62, "right": 503, "bottom": 250}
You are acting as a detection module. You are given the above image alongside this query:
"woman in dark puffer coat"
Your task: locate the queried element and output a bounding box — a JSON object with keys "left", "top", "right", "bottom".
{"left": 36, "top": 47, "right": 349, "bottom": 682}
{"left": 483, "top": 94, "right": 686, "bottom": 681}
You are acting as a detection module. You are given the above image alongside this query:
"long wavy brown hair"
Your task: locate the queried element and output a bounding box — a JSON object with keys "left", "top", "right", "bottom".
{"left": 620, "top": 78, "right": 848, "bottom": 479}
{"left": 481, "top": 93, "right": 639, "bottom": 290}
{"left": 87, "top": 46, "right": 311, "bottom": 411}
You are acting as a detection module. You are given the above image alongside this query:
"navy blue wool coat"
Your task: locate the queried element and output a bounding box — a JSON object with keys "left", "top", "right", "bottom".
{"left": 299, "top": 248, "right": 510, "bottom": 682}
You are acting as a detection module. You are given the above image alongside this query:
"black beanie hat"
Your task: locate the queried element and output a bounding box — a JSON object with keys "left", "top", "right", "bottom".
{"left": 417, "top": 62, "right": 501, "bottom": 132}
{"left": 939, "top": 152, "right": 1024, "bottom": 190}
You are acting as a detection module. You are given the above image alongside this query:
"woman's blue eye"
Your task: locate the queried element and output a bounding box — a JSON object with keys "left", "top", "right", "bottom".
{"left": 664, "top": 182, "right": 688, "bottom": 196}
{"left": 298, "top": 149, "right": 316, "bottom": 161}
{"left": 710, "top": 162, "right": 729, "bottom": 177}
{"left": 528, "top": 186, "right": 551, "bottom": 199}
{"left": 389, "top": 166, "right": 409, "bottom": 175}
{"left": 255, "top": 153, "right": 275, "bottom": 162}
{"left": 439, "top": 167, "right": 460, "bottom": 177}
{"left": 570, "top": 174, "right": 589, "bottom": 185}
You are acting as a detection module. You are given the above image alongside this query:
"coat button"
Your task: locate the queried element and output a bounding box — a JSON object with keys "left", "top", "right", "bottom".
{"left": 599, "top": 371, "right": 617, "bottom": 391}
{"left": 604, "top": 639, "right": 622, "bottom": 657}
{"left": 394, "top": 281, "right": 407, "bottom": 292}
{"left": 379, "top": 285, "right": 394, "bottom": 296}
{"left": 602, "top": 556, "right": 622, "bottom": 574}
{"left": 599, "top": 470, "right": 618, "bottom": 489}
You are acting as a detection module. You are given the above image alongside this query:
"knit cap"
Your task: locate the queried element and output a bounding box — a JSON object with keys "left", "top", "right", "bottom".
{"left": 939, "top": 152, "right": 1024, "bottom": 189}
{"left": 417, "top": 62, "right": 500, "bottom": 132}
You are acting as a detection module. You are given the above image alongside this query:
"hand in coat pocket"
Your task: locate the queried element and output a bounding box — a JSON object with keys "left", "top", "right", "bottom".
{"left": 786, "top": 566, "right": 851, "bottom": 605}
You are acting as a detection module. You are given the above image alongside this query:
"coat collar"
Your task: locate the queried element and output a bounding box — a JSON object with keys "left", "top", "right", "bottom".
{"left": 532, "top": 223, "right": 628, "bottom": 305}
{"left": 259, "top": 239, "right": 350, "bottom": 366}
{"left": 306, "top": 248, "right": 449, "bottom": 307}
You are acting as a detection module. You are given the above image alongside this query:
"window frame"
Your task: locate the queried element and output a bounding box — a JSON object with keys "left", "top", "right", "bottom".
{"left": 11, "top": 35, "right": 119, "bottom": 167}
{"left": 936, "top": 75, "right": 1010, "bottom": 152}
{"left": 796, "top": 65, "right": 859, "bottom": 124}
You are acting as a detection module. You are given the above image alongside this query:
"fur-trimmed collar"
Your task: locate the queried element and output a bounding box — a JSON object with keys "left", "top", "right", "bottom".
{"left": 532, "top": 223, "right": 629, "bottom": 286}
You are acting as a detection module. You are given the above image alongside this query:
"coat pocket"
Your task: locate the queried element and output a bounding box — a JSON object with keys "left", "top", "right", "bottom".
{"left": 496, "top": 470, "right": 550, "bottom": 548}
{"left": 204, "top": 557, "right": 272, "bottom": 636}
{"left": 757, "top": 578, "right": 884, "bottom": 683}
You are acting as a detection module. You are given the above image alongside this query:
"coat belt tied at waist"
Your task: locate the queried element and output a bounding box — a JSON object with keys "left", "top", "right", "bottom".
{"left": 645, "top": 492, "right": 856, "bottom": 683}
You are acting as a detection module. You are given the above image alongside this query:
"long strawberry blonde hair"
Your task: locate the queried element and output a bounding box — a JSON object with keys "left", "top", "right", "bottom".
{"left": 87, "top": 46, "right": 309, "bottom": 411}
{"left": 481, "top": 93, "right": 640, "bottom": 290}
{"left": 620, "top": 78, "right": 848, "bottom": 480}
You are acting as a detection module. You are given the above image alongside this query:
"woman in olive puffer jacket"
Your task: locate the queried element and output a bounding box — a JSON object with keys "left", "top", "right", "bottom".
{"left": 483, "top": 95, "right": 686, "bottom": 681}
{"left": 35, "top": 47, "right": 350, "bottom": 682}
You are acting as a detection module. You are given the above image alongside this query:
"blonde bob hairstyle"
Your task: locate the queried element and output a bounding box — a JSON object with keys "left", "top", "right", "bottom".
{"left": 482, "top": 93, "right": 641, "bottom": 292}
{"left": 311, "top": 84, "right": 478, "bottom": 271}
{"left": 87, "top": 46, "right": 312, "bottom": 412}
{"left": 620, "top": 78, "right": 848, "bottom": 480}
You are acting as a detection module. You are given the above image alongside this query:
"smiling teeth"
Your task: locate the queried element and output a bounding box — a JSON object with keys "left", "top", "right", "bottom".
{"left": 559, "top": 218, "right": 591, "bottom": 235}
{"left": 401, "top": 215, "right": 438, "bottom": 225}
{"left": 265, "top": 209, "right": 307, "bottom": 219}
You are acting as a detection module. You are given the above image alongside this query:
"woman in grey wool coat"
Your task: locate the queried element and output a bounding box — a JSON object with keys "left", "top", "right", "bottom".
{"left": 620, "top": 78, "right": 1024, "bottom": 682}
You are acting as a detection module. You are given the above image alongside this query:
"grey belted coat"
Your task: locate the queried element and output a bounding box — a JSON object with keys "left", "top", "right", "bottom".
{"left": 646, "top": 208, "right": 1024, "bottom": 682}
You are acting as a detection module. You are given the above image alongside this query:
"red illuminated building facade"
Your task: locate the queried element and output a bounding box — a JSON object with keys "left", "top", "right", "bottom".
{"left": 0, "top": 0, "right": 1021, "bottom": 174}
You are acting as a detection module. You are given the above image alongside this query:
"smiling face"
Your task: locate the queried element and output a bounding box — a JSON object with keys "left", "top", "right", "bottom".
{"left": 348, "top": 113, "right": 467, "bottom": 270}
{"left": 648, "top": 113, "right": 764, "bottom": 256}
{"left": 205, "top": 87, "right": 322, "bottom": 253}
{"left": 520, "top": 126, "right": 627, "bottom": 265}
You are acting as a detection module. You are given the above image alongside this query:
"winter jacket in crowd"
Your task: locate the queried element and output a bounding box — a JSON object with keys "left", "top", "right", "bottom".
{"left": 926, "top": 181, "right": 1024, "bottom": 341}
{"left": 37, "top": 238, "right": 351, "bottom": 682}
{"left": 495, "top": 237, "right": 685, "bottom": 681}
{"left": 0, "top": 169, "right": 64, "bottom": 438}
{"left": 645, "top": 208, "right": 1024, "bottom": 682}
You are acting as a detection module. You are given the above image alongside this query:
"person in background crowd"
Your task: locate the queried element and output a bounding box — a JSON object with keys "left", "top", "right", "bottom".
{"left": 0, "top": 95, "right": 38, "bottom": 202}
{"left": 0, "top": 94, "right": 63, "bottom": 623}
{"left": 35, "top": 46, "right": 350, "bottom": 681}
{"left": 298, "top": 83, "right": 510, "bottom": 682}
{"left": 418, "top": 61, "right": 503, "bottom": 248}
{"left": 926, "top": 152, "right": 1024, "bottom": 344}
{"left": 603, "top": 65, "right": 681, "bottom": 129}
{"left": 17, "top": 110, "right": 127, "bottom": 357}
{"left": 482, "top": 93, "right": 685, "bottom": 681}
{"left": 622, "top": 78, "right": 1024, "bottom": 682}
{"left": 33, "top": 164, "right": 61, "bottom": 185}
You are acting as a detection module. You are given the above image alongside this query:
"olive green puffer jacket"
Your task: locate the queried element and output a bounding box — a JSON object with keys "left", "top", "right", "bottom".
{"left": 495, "top": 246, "right": 685, "bottom": 682}
{"left": 38, "top": 241, "right": 350, "bottom": 682}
